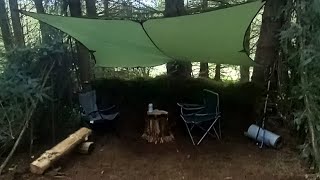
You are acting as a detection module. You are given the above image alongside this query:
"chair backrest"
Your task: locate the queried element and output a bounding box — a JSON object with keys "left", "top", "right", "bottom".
{"left": 203, "top": 89, "right": 220, "bottom": 114}
{"left": 78, "top": 90, "right": 98, "bottom": 115}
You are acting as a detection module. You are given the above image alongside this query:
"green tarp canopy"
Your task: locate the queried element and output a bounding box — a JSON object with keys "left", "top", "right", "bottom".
{"left": 23, "top": 1, "right": 264, "bottom": 67}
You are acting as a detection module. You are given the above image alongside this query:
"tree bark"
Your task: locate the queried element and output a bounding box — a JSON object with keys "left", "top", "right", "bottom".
{"left": 214, "top": 64, "right": 221, "bottom": 81}
{"left": 240, "top": 27, "right": 250, "bottom": 82}
{"left": 9, "top": 0, "right": 24, "bottom": 47}
{"left": 34, "top": 0, "right": 51, "bottom": 43}
{"left": 164, "top": 0, "right": 186, "bottom": 17}
{"left": 103, "top": 0, "right": 109, "bottom": 17}
{"left": 251, "top": 0, "right": 282, "bottom": 84}
{"left": 199, "top": 62, "right": 209, "bottom": 78}
{"left": 240, "top": 66, "right": 250, "bottom": 82}
{"left": 68, "top": 0, "right": 92, "bottom": 85}
{"left": 85, "top": 0, "right": 97, "bottom": 17}
{"left": 199, "top": 0, "right": 209, "bottom": 78}
{"left": 0, "top": 0, "right": 13, "bottom": 51}
{"left": 165, "top": 0, "right": 192, "bottom": 77}
{"left": 202, "top": 0, "right": 208, "bottom": 9}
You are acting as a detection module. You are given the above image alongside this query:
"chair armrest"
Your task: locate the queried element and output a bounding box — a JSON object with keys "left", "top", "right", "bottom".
{"left": 87, "top": 111, "right": 100, "bottom": 118}
{"left": 177, "top": 103, "right": 205, "bottom": 115}
{"left": 99, "top": 105, "right": 116, "bottom": 113}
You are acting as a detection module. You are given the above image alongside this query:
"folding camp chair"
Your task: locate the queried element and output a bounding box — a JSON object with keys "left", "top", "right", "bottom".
{"left": 177, "top": 89, "right": 221, "bottom": 145}
{"left": 78, "top": 90, "right": 119, "bottom": 125}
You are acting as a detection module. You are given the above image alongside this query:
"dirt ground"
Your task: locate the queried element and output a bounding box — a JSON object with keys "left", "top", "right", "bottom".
{"left": 1, "top": 86, "right": 308, "bottom": 180}
{"left": 4, "top": 129, "right": 306, "bottom": 180}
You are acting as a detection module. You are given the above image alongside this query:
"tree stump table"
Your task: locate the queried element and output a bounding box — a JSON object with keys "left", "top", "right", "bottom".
{"left": 141, "top": 109, "right": 174, "bottom": 144}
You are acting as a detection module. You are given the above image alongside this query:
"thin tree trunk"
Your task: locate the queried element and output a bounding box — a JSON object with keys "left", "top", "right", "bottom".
{"left": 103, "top": 0, "right": 109, "bottom": 17}
{"left": 240, "top": 66, "right": 250, "bottom": 82}
{"left": 9, "top": 0, "right": 25, "bottom": 47}
{"left": 164, "top": 0, "right": 186, "bottom": 17}
{"left": 199, "top": 0, "right": 209, "bottom": 78}
{"left": 240, "top": 27, "right": 250, "bottom": 82}
{"left": 68, "top": 0, "right": 92, "bottom": 86}
{"left": 202, "top": 0, "right": 208, "bottom": 9}
{"left": 199, "top": 62, "right": 209, "bottom": 78}
{"left": 61, "top": 0, "right": 68, "bottom": 16}
{"left": 34, "top": 0, "right": 51, "bottom": 43}
{"left": 165, "top": 0, "right": 192, "bottom": 77}
{"left": 85, "top": 0, "right": 97, "bottom": 17}
{"left": 0, "top": 0, "right": 13, "bottom": 51}
{"left": 251, "top": 0, "right": 282, "bottom": 84}
{"left": 214, "top": 64, "right": 221, "bottom": 81}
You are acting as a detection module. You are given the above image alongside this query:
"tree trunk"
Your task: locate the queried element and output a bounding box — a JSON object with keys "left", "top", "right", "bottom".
{"left": 214, "top": 64, "right": 221, "bottom": 81}
{"left": 240, "top": 27, "right": 250, "bottom": 82}
{"left": 202, "top": 0, "right": 208, "bottom": 9}
{"left": 165, "top": 0, "right": 192, "bottom": 77}
{"left": 85, "top": 0, "right": 97, "bottom": 17}
{"left": 103, "top": 0, "right": 109, "bottom": 17}
{"left": 34, "top": 0, "right": 51, "bottom": 43}
{"left": 199, "top": 0, "right": 209, "bottom": 78}
{"left": 199, "top": 62, "right": 209, "bottom": 78}
{"left": 0, "top": 0, "right": 13, "bottom": 51}
{"left": 68, "top": 0, "right": 92, "bottom": 85}
{"left": 240, "top": 66, "right": 250, "bottom": 82}
{"left": 9, "top": 0, "right": 24, "bottom": 47}
{"left": 251, "top": 0, "right": 282, "bottom": 84}
{"left": 61, "top": 0, "right": 68, "bottom": 16}
{"left": 164, "top": 0, "right": 186, "bottom": 17}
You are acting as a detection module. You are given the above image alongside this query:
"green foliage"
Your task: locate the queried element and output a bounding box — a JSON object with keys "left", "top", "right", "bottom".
{"left": 280, "top": 0, "right": 320, "bottom": 172}
{"left": 0, "top": 43, "right": 67, "bottom": 154}
{"left": 94, "top": 66, "right": 152, "bottom": 80}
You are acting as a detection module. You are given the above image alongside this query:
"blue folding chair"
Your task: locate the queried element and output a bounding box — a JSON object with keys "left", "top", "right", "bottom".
{"left": 177, "top": 89, "right": 221, "bottom": 145}
{"left": 79, "top": 90, "right": 119, "bottom": 125}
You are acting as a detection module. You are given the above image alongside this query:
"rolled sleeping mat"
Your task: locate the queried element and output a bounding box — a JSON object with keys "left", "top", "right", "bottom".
{"left": 245, "top": 124, "right": 282, "bottom": 148}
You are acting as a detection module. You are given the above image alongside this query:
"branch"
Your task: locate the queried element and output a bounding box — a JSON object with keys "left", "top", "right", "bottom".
{"left": 0, "top": 102, "right": 14, "bottom": 139}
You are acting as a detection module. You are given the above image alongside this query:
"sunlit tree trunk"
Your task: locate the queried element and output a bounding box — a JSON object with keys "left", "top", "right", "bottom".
{"left": 34, "top": 0, "right": 51, "bottom": 43}
{"left": 68, "top": 0, "right": 92, "bottom": 88}
{"left": 214, "top": 64, "right": 221, "bottom": 81}
{"left": 165, "top": 0, "right": 192, "bottom": 77}
{"left": 0, "top": 0, "right": 13, "bottom": 51}
{"left": 9, "top": 0, "right": 24, "bottom": 47}
{"left": 251, "top": 0, "right": 282, "bottom": 84}
{"left": 199, "top": 0, "right": 209, "bottom": 78}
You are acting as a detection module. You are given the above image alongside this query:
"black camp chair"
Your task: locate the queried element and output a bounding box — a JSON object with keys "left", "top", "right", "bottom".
{"left": 177, "top": 89, "right": 221, "bottom": 145}
{"left": 78, "top": 90, "right": 119, "bottom": 126}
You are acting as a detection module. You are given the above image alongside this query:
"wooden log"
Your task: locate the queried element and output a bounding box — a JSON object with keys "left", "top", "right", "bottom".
{"left": 30, "top": 127, "right": 92, "bottom": 175}
{"left": 77, "top": 141, "right": 94, "bottom": 154}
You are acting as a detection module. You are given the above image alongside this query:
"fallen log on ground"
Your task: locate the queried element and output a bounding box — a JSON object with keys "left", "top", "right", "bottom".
{"left": 30, "top": 127, "right": 92, "bottom": 175}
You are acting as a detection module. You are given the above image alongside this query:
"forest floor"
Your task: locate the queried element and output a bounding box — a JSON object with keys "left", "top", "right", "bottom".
{"left": 1, "top": 79, "right": 309, "bottom": 180}
{"left": 3, "top": 124, "right": 307, "bottom": 180}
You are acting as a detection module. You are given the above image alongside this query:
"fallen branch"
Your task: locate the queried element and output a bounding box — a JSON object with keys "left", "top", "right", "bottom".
{"left": 0, "top": 105, "right": 35, "bottom": 175}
